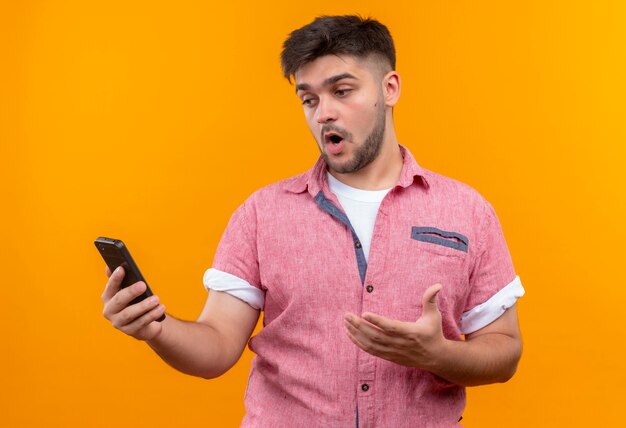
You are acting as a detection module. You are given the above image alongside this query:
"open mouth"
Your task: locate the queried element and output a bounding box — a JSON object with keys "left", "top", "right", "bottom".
{"left": 324, "top": 132, "right": 344, "bottom": 145}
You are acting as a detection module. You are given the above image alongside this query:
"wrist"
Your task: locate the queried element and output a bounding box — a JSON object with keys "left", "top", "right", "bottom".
{"left": 424, "top": 336, "right": 456, "bottom": 374}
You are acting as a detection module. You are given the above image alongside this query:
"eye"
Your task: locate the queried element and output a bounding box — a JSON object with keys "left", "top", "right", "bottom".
{"left": 335, "top": 88, "right": 352, "bottom": 97}
{"left": 301, "top": 97, "right": 317, "bottom": 107}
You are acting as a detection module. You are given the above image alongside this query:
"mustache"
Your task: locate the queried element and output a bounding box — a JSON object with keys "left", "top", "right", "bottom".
{"left": 320, "top": 124, "right": 353, "bottom": 142}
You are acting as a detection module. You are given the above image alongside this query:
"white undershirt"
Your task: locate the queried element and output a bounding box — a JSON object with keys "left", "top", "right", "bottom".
{"left": 326, "top": 172, "right": 392, "bottom": 262}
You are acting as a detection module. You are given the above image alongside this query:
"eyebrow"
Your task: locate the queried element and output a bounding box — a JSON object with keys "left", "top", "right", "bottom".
{"left": 295, "top": 73, "right": 357, "bottom": 93}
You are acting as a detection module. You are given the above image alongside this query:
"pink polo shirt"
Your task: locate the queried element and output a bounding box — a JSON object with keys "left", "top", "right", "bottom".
{"left": 210, "top": 146, "right": 521, "bottom": 427}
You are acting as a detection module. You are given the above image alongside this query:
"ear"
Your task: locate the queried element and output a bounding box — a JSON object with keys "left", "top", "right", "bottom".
{"left": 382, "top": 71, "right": 401, "bottom": 108}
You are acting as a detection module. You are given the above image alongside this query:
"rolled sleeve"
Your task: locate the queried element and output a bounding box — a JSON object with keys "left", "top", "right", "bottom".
{"left": 204, "top": 268, "right": 265, "bottom": 310}
{"left": 462, "top": 201, "right": 522, "bottom": 329}
{"left": 459, "top": 275, "right": 524, "bottom": 334}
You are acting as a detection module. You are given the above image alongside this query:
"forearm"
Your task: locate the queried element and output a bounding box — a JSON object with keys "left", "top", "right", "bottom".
{"left": 146, "top": 315, "right": 239, "bottom": 379}
{"left": 428, "top": 333, "right": 522, "bottom": 387}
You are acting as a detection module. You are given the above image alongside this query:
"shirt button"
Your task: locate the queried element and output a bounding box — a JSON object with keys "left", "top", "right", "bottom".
{"left": 355, "top": 241, "right": 362, "bottom": 249}
{"left": 361, "top": 384, "right": 369, "bottom": 392}
{"left": 366, "top": 285, "right": 374, "bottom": 293}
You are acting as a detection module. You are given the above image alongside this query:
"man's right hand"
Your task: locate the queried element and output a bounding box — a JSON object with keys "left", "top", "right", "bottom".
{"left": 101, "top": 266, "right": 166, "bottom": 341}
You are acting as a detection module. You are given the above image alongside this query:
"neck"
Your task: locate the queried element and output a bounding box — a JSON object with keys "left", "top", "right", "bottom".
{"left": 328, "top": 124, "right": 403, "bottom": 190}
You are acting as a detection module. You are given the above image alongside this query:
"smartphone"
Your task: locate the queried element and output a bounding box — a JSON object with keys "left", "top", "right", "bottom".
{"left": 95, "top": 237, "right": 165, "bottom": 322}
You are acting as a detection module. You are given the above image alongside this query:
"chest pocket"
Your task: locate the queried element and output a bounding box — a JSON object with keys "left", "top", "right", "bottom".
{"left": 411, "top": 226, "right": 468, "bottom": 254}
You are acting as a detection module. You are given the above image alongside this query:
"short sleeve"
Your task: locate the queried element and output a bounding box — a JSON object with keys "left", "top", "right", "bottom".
{"left": 212, "top": 199, "right": 262, "bottom": 290}
{"left": 465, "top": 201, "right": 518, "bottom": 313}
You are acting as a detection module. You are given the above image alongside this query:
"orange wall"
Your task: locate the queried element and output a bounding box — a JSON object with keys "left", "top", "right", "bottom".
{"left": 1, "top": 1, "right": 625, "bottom": 426}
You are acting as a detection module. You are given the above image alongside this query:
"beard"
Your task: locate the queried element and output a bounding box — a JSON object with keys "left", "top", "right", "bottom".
{"left": 320, "top": 102, "right": 386, "bottom": 174}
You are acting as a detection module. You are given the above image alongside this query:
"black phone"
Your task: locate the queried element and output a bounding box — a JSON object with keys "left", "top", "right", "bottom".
{"left": 94, "top": 237, "right": 165, "bottom": 322}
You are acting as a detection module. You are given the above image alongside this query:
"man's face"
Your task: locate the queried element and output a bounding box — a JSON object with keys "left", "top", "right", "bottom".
{"left": 294, "top": 55, "right": 387, "bottom": 175}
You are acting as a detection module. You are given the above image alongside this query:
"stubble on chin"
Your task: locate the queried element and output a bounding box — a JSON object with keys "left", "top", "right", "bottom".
{"left": 323, "top": 104, "right": 386, "bottom": 174}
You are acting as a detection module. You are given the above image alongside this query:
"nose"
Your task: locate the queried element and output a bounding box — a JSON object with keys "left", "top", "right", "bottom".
{"left": 315, "top": 97, "right": 338, "bottom": 124}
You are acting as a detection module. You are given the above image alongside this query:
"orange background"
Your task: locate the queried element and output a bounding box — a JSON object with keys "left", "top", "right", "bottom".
{"left": 1, "top": 1, "right": 625, "bottom": 427}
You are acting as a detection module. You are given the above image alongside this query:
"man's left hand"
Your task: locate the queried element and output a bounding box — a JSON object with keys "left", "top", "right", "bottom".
{"left": 343, "top": 283, "right": 448, "bottom": 370}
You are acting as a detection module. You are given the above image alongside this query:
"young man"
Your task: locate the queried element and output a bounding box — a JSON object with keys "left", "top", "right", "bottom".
{"left": 102, "top": 15, "right": 524, "bottom": 427}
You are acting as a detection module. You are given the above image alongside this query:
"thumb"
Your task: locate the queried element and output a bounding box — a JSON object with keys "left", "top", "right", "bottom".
{"left": 420, "top": 283, "right": 443, "bottom": 317}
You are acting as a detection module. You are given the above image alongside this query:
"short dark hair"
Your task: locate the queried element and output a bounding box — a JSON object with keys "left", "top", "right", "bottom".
{"left": 281, "top": 15, "right": 396, "bottom": 82}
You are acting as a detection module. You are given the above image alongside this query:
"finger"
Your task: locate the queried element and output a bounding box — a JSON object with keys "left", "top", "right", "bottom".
{"left": 344, "top": 317, "right": 407, "bottom": 358}
{"left": 101, "top": 266, "right": 125, "bottom": 303}
{"left": 345, "top": 323, "right": 370, "bottom": 349}
{"left": 119, "top": 304, "right": 166, "bottom": 338}
{"left": 360, "top": 312, "right": 409, "bottom": 336}
{"left": 344, "top": 314, "right": 406, "bottom": 347}
{"left": 103, "top": 280, "right": 148, "bottom": 319}
{"left": 420, "top": 283, "right": 443, "bottom": 318}
{"left": 344, "top": 314, "right": 384, "bottom": 342}
{"left": 105, "top": 266, "right": 112, "bottom": 278}
{"left": 345, "top": 313, "right": 383, "bottom": 336}
{"left": 111, "top": 294, "right": 161, "bottom": 329}
{"left": 344, "top": 317, "right": 381, "bottom": 351}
